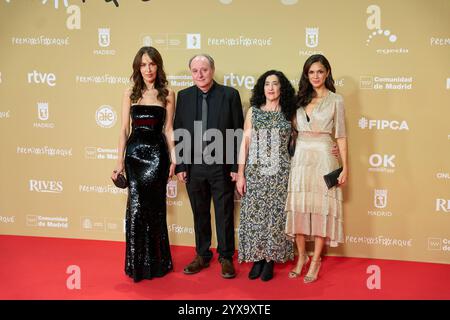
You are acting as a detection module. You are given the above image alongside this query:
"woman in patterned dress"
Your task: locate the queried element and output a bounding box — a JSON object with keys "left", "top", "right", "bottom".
{"left": 285, "top": 54, "right": 348, "bottom": 283}
{"left": 236, "top": 70, "right": 296, "bottom": 281}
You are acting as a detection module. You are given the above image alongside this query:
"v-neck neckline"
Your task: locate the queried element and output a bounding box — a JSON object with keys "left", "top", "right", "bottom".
{"left": 304, "top": 91, "right": 330, "bottom": 121}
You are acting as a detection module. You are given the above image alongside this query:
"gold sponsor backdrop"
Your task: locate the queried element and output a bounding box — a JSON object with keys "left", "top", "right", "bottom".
{"left": 0, "top": 0, "right": 449, "bottom": 264}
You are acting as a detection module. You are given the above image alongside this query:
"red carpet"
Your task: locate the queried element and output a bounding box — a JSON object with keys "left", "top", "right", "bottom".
{"left": 0, "top": 235, "right": 449, "bottom": 300}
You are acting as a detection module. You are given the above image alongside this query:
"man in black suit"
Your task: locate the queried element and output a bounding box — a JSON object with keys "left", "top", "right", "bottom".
{"left": 173, "top": 54, "right": 244, "bottom": 279}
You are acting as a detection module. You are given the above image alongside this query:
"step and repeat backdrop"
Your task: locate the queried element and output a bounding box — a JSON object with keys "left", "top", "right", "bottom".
{"left": 0, "top": 0, "right": 448, "bottom": 264}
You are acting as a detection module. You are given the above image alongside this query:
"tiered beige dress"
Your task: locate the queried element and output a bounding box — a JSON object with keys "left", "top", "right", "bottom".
{"left": 285, "top": 92, "right": 346, "bottom": 247}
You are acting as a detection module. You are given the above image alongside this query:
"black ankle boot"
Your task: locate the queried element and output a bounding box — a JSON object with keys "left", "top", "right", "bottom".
{"left": 248, "top": 260, "right": 265, "bottom": 280}
{"left": 260, "top": 260, "right": 274, "bottom": 281}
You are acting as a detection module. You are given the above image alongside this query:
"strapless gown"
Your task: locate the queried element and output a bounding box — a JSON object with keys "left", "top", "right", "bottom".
{"left": 124, "top": 105, "right": 173, "bottom": 281}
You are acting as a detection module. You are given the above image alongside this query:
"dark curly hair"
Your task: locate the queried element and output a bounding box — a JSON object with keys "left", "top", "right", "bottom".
{"left": 296, "top": 54, "right": 336, "bottom": 108}
{"left": 130, "top": 46, "right": 169, "bottom": 105}
{"left": 250, "top": 70, "right": 296, "bottom": 121}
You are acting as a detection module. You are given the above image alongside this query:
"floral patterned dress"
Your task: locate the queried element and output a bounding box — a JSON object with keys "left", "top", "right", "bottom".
{"left": 238, "top": 107, "right": 294, "bottom": 263}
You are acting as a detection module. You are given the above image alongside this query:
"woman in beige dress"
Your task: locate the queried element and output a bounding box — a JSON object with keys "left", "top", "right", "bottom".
{"left": 285, "top": 54, "right": 348, "bottom": 283}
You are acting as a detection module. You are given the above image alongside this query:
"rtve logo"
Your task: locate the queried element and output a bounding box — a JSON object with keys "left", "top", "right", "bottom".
{"left": 29, "top": 180, "right": 63, "bottom": 193}
{"left": 223, "top": 73, "right": 255, "bottom": 90}
{"left": 369, "top": 154, "right": 395, "bottom": 168}
{"left": 358, "top": 117, "right": 409, "bottom": 131}
{"left": 436, "top": 199, "right": 450, "bottom": 213}
{"left": 27, "top": 70, "right": 56, "bottom": 87}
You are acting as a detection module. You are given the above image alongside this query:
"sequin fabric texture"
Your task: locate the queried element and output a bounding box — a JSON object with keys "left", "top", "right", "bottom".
{"left": 124, "top": 105, "right": 173, "bottom": 282}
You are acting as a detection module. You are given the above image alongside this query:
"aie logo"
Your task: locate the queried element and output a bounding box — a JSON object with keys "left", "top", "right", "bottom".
{"left": 27, "top": 70, "right": 56, "bottom": 87}
{"left": 436, "top": 199, "right": 450, "bottom": 213}
{"left": 358, "top": 117, "right": 409, "bottom": 131}
{"left": 29, "top": 180, "right": 63, "bottom": 193}
{"left": 305, "top": 27, "right": 319, "bottom": 48}
{"left": 96, "top": 105, "right": 116, "bottom": 128}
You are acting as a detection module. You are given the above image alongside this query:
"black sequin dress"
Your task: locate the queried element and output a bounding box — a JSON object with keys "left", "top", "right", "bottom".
{"left": 124, "top": 105, "right": 173, "bottom": 282}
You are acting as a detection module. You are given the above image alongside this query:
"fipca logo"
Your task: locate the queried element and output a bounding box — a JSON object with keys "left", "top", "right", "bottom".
{"left": 26, "top": 215, "right": 68, "bottom": 229}
{"left": 34, "top": 102, "right": 55, "bottom": 129}
{"left": 368, "top": 154, "right": 395, "bottom": 173}
{"left": 358, "top": 117, "right": 409, "bottom": 131}
{"left": 223, "top": 73, "right": 255, "bottom": 90}
{"left": 299, "top": 27, "right": 323, "bottom": 56}
{"left": 85, "top": 147, "right": 118, "bottom": 160}
{"left": 368, "top": 189, "right": 392, "bottom": 217}
{"left": 359, "top": 76, "right": 412, "bottom": 90}
{"left": 94, "top": 28, "right": 115, "bottom": 55}
{"left": 436, "top": 199, "right": 450, "bottom": 213}
{"left": 427, "top": 238, "right": 450, "bottom": 252}
{"left": 95, "top": 105, "right": 117, "bottom": 128}
{"left": 366, "top": 4, "right": 408, "bottom": 54}
{"left": 29, "top": 179, "right": 63, "bottom": 193}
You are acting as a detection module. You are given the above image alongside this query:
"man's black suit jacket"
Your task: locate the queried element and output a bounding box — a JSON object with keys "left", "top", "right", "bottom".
{"left": 173, "top": 81, "right": 244, "bottom": 178}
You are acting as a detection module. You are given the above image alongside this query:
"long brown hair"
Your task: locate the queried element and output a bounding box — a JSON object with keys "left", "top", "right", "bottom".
{"left": 296, "top": 54, "right": 336, "bottom": 108}
{"left": 130, "top": 46, "right": 169, "bottom": 105}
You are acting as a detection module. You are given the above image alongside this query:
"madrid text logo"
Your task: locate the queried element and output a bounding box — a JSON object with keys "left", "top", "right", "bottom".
{"left": 305, "top": 27, "right": 319, "bottom": 48}
{"left": 368, "top": 154, "right": 395, "bottom": 173}
{"left": 29, "top": 180, "right": 63, "bottom": 193}
{"left": 223, "top": 73, "right": 255, "bottom": 90}
{"left": 28, "top": 70, "right": 56, "bottom": 87}
{"left": 436, "top": 199, "right": 450, "bottom": 213}
{"left": 34, "top": 102, "right": 55, "bottom": 128}
{"left": 186, "top": 34, "right": 201, "bottom": 49}
{"left": 366, "top": 5, "right": 397, "bottom": 45}
{"left": 96, "top": 105, "right": 116, "bottom": 128}
{"left": 358, "top": 117, "right": 409, "bottom": 131}
{"left": 166, "top": 180, "right": 177, "bottom": 198}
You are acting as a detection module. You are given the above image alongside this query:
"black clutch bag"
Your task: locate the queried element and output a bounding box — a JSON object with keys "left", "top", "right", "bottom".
{"left": 323, "top": 167, "right": 343, "bottom": 189}
{"left": 112, "top": 173, "right": 128, "bottom": 189}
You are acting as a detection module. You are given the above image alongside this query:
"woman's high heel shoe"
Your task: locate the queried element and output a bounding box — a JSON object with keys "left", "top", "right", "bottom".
{"left": 288, "top": 254, "right": 309, "bottom": 278}
{"left": 304, "top": 258, "right": 321, "bottom": 283}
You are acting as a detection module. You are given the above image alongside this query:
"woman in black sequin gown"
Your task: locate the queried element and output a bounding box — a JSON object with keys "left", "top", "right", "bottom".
{"left": 112, "top": 47, "right": 175, "bottom": 282}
